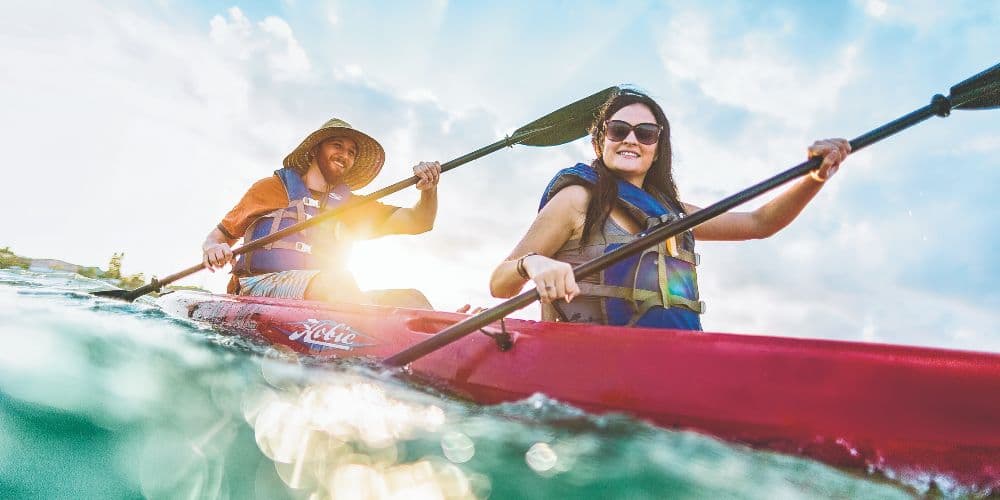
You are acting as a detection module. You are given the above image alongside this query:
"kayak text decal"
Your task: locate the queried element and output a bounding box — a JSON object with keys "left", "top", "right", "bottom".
{"left": 278, "top": 318, "right": 375, "bottom": 351}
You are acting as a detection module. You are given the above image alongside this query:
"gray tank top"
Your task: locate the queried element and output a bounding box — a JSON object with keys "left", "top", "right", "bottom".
{"left": 541, "top": 217, "right": 634, "bottom": 323}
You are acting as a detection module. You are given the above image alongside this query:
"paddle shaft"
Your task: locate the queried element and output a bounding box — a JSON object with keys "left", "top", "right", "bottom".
{"left": 384, "top": 94, "right": 956, "bottom": 367}
{"left": 121, "top": 128, "right": 547, "bottom": 301}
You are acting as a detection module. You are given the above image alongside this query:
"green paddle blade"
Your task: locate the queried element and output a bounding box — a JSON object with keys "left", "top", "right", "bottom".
{"left": 513, "top": 86, "right": 620, "bottom": 147}
{"left": 950, "top": 62, "right": 1000, "bottom": 110}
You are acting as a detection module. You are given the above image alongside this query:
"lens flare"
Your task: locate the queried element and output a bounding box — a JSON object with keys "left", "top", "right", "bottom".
{"left": 246, "top": 374, "right": 479, "bottom": 499}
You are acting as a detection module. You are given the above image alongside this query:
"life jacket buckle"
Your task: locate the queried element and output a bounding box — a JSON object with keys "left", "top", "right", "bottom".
{"left": 294, "top": 242, "right": 312, "bottom": 254}
{"left": 302, "top": 197, "right": 320, "bottom": 208}
{"left": 645, "top": 213, "right": 677, "bottom": 230}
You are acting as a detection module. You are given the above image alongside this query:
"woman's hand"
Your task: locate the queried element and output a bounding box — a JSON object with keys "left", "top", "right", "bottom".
{"left": 807, "top": 138, "right": 852, "bottom": 181}
{"left": 456, "top": 304, "right": 488, "bottom": 314}
{"left": 522, "top": 254, "right": 581, "bottom": 304}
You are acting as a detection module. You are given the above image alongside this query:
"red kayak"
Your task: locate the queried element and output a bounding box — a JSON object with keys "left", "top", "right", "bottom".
{"left": 159, "top": 291, "right": 1000, "bottom": 494}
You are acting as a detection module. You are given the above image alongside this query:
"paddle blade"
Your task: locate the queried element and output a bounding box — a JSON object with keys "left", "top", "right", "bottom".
{"left": 950, "top": 62, "right": 1000, "bottom": 110}
{"left": 91, "top": 288, "right": 137, "bottom": 301}
{"left": 513, "top": 86, "right": 620, "bottom": 146}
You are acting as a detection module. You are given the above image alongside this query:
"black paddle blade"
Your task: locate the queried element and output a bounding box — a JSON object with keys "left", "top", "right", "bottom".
{"left": 950, "top": 62, "right": 1000, "bottom": 110}
{"left": 514, "top": 86, "right": 619, "bottom": 146}
{"left": 91, "top": 289, "right": 137, "bottom": 301}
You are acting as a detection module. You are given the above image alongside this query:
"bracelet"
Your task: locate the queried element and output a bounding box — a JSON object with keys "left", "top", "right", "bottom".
{"left": 808, "top": 169, "right": 828, "bottom": 183}
{"left": 516, "top": 252, "right": 538, "bottom": 279}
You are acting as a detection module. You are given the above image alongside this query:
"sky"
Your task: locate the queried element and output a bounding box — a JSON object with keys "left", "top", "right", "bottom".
{"left": 3, "top": 0, "right": 997, "bottom": 351}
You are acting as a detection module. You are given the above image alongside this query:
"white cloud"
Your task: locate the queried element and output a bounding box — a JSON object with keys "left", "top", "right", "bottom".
{"left": 259, "top": 17, "right": 311, "bottom": 80}
{"left": 864, "top": 0, "right": 889, "bottom": 18}
{"left": 855, "top": 0, "right": 987, "bottom": 33}
{"left": 209, "top": 7, "right": 311, "bottom": 82}
{"left": 955, "top": 134, "right": 1000, "bottom": 154}
{"left": 659, "top": 10, "right": 858, "bottom": 128}
{"left": 326, "top": 4, "right": 339, "bottom": 26}
{"left": 209, "top": 7, "right": 253, "bottom": 51}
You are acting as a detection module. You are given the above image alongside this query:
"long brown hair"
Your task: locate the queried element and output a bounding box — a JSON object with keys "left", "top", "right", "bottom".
{"left": 580, "top": 88, "right": 683, "bottom": 243}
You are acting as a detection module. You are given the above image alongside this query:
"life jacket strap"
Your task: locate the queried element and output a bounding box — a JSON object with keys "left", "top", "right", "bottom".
{"left": 261, "top": 241, "right": 312, "bottom": 254}
{"left": 559, "top": 233, "right": 635, "bottom": 253}
{"left": 649, "top": 242, "right": 704, "bottom": 313}
{"left": 577, "top": 283, "right": 704, "bottom": 315}
{"left": 578, "top": 282, "right": 659, "bottom": 301}
{"left": 265, "top": 208, "right": 283, "bottom": 250}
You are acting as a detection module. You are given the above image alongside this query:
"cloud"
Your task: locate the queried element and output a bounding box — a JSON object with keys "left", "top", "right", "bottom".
{"left": 855, "top": 0, "right": 995, "bottom": 34}
{"left": 209, "top": 7, "right": 311, "bottom": 82}
{"left": 864, "top": 0, "right": 889, "bottom": 18}
{"left": 658, "top": 8, "right": 858, "bottom": 128}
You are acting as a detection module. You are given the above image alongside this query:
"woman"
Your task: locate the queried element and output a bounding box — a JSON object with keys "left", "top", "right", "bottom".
{"left": 489, "top": 89, "right": 850, "bottom": 330}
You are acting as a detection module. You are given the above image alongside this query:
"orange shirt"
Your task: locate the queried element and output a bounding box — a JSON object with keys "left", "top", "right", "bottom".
{"left": 217, "top": 176, "right": 398, "bottom": 241}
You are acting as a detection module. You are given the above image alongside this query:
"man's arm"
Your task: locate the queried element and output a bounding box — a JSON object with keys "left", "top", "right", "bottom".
{"left": 200, "top": 176, "right": 284, "bottom": 270}
{"left": 372, "top": 161, "right": 441, "bottom": 235}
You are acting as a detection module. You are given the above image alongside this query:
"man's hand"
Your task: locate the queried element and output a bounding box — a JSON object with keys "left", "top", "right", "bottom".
{"left": 413, "top": 161, "right": 441, "bottom": 191}
{"left": 202, "top": 228, "right": 235, "bottom": 271}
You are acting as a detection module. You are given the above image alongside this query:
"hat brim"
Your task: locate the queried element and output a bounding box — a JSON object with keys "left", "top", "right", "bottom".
{"left": 283, "top": 127, "right": 385, "bottom": 190}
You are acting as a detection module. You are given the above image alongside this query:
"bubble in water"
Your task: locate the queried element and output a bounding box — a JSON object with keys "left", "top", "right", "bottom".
{"left": 441, "top": 431, "right": 475, "bottom": 463}
{"left": 526, "top": 442, "right": 558, "bottom": 474}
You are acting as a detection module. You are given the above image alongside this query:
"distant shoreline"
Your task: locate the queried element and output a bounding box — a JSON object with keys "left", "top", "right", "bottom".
{"left": 0, "top": 246, "right": 207, "bottom": 293}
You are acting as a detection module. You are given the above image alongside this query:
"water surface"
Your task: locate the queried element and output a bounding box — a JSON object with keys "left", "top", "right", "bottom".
{"left": 0, "top": 269, "right": 929, "bottom": 499}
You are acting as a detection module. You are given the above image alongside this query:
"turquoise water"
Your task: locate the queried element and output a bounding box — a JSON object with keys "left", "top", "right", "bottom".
{"left": 0, "top": 269, "right": 932, "bottom": 499}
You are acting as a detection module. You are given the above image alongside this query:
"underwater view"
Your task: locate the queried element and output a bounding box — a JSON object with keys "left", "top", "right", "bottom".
{"left": 0, "top": 268, "right": 957, "bottom": 499}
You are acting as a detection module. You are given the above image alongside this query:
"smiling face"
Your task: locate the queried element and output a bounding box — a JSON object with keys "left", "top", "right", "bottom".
{"left": 599, "top": 103, "right": 659, "bottom": 187}
{"left": 314, "top": 136, "right": 358, "bottom": 184}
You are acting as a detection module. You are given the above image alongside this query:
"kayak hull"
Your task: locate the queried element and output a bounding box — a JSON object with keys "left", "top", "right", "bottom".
{"left": 159, "top": 292, "right": 1000, "bottom": 494}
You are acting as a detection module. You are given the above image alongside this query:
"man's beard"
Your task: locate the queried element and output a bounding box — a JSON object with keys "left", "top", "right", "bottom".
{"left": 318, "top": 162, "right": 344, "bottom": 186}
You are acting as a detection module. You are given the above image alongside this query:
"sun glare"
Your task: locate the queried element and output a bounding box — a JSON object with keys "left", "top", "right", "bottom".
{"left": 346, "top": 239, "right": 497, "bottom": 313}
{"left": 348, "top": 240, "right": 424, "bottom": 293}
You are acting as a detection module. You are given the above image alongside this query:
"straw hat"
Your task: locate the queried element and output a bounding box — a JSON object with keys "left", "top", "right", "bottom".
{"left": 282, "top": 118, "right": 386, "bottom": 190}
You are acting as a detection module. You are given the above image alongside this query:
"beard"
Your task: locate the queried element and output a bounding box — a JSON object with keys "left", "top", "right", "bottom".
{"left": 318, "top": 160, "right": 345, "bottom": 186}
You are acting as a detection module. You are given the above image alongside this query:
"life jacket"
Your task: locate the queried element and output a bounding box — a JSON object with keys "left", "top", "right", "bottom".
{"left": 233, "top": 168, "right": 352, "bottom": 276}
{"left": 538, "top": 163, "right": 704, "bottom": 330}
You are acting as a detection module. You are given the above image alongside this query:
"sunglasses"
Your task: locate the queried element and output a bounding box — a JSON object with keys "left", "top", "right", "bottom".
{"left": 604, "top": 120, "right": 662, "bottom": 145}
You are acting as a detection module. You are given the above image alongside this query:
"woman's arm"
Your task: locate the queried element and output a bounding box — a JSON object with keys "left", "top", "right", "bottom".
{"left": 490, "top": 185, "right": 588, "bottom": 303}
{"left": 689, "top": 138, "right": 850, "bottom": 241}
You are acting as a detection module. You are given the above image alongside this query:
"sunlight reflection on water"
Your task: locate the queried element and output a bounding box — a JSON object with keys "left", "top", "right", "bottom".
{"left": 245, "top": 371, "right": 487, "bottom": 499}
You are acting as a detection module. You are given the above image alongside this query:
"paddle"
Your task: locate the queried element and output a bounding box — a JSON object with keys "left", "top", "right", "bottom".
{"left": 93, "top": 87, "right": 620, "bottom": 302}
{"left": 385, "top": 61, "right": 1000, "bottom": 367}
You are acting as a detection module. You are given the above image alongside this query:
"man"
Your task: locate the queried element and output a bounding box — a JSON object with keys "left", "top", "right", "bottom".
{"left": 202, "top": 117, "right": 441, "bottom": 308}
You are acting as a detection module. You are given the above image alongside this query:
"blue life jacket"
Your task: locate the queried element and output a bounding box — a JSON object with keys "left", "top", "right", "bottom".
{"left": 233, "top": 168, "right": 353, "bottom": 276}
{"left": 538, "top": 163, "right": 704, "bottom": 330}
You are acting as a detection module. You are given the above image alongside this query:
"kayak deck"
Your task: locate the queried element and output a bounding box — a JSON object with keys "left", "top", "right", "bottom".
{"left": 158, "top": 291, "right": 1000, "bottom": 495}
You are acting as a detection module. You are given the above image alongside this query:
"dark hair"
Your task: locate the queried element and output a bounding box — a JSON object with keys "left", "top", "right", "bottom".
{"left": 580, "top": 88, "right": 683, "bottom": 243}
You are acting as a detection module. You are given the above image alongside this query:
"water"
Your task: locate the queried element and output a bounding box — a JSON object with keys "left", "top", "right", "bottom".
{"left": 0, "top": 269, "right": 935, "bottom": 499}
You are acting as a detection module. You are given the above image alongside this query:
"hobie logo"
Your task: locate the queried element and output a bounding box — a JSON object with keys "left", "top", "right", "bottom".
{"left": 280, "top": 319, "right": 374, "bottom": 351}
